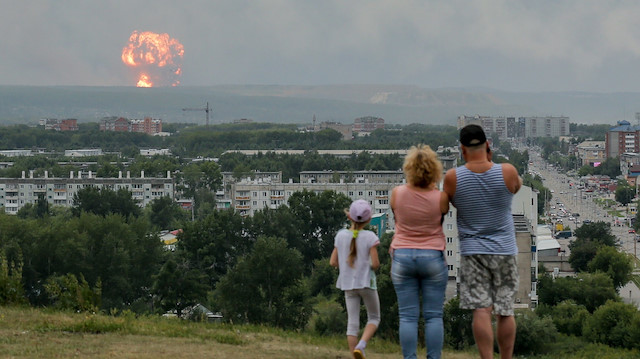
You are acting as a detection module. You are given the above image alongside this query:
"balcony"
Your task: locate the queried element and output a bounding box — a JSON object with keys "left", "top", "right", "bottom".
{"left": 236, "top": 205, "right": 250, "bottom": 210}
{"left": 270, "top": 195, "right": 284, "bottom": 200}
{"left": 235, "top": 196, "right": 250, "bottom": 200}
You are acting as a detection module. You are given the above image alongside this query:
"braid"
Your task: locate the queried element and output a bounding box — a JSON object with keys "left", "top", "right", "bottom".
{"left": 347, "top": 229, "right": 359, "bottom": 268}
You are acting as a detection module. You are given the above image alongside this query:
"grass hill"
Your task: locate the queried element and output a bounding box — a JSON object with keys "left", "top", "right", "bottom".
{"left": 2, "top": 306, "right": 640, "bottom": 359}
{"left": 0, "top": 306, "right": 476, "bottom": 359}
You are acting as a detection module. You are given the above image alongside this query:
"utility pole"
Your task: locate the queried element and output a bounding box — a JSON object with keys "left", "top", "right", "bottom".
{"left": 182, "top": 102, "right": 212, "bottom": 127}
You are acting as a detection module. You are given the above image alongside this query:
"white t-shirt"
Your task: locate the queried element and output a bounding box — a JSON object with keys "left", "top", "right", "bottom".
{"left": 334, "top": 229, "right": 380, "bottom": 290}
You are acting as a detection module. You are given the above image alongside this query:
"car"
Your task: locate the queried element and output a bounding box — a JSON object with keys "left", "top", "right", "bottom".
{"left": 629, "top": 229, "right": 636, "bottom": 234}
{"left": 583, "top": 219, "right": 592, "bottom": 224}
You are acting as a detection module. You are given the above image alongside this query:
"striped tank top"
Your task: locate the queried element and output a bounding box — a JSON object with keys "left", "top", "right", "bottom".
{"left": 452, "top": 163, "right": 517, "bottom": 256}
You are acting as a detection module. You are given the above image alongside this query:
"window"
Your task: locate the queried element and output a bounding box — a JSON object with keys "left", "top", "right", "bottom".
{"left": 447, "top": 265, "right": 454, "bottom": 271}
{"left": 446, "top": 224, "right": 453, "bottom": 230}
{"left": 446, "top": 237, "right": 453, "bottom": 243}
{"left": 447, "top": 250, "right": 453, "bottom": 256}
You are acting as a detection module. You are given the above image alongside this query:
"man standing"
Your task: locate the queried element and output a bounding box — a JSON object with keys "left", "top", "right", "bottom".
{"left": 443, "top": 124, "right": 522, "bottom": 359}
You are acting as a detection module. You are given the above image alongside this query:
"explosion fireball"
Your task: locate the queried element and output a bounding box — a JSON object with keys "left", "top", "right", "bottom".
{"left": 121, "top": 31, "right": 184, "bottom": 87}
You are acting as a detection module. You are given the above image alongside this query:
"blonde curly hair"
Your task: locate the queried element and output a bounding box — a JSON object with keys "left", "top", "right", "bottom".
{"left": 403, "top": 144, "right": 443, "bottom": 188}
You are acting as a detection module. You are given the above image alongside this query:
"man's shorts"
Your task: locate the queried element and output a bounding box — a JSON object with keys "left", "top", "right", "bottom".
{"left": 459, "top": 254, "right": 519, "bottom": 316}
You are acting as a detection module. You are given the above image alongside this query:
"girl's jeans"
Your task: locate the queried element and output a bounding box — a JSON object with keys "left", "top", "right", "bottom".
{"left": 391, "top": 249, "right": 448, "bottom": 359}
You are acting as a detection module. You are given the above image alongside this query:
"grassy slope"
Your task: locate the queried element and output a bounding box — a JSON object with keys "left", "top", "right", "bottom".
{"left": 0, "top": 306, "right": 475, "bottom": 359}
{"left": 2, "top": 306, "right": 639, "bottom": 359}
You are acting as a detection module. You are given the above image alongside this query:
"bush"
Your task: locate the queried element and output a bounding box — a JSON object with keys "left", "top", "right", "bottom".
{"left": 514, "top": 310, "right": 557, "bottom": 355}
{"left": 310, "top": 298, "right": 346, "bottom": 335}
{"left": 44, "top": 273, "right": 101, "bottom": 312}
{"left": 583, "top": 300, "right": 640, "bottom": 349}
{"left": 0, "top": 250, "right": 26, "bottom": 305}
{"left": 546, "top": 300, "right": 589, "bottom": 337}
{"left": 443, "top": 297, "right": 474, "bottom": 350}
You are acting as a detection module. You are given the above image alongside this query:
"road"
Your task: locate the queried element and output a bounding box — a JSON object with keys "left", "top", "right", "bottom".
{"left": 528, "top": 150, "right": 640, "bottom": 308}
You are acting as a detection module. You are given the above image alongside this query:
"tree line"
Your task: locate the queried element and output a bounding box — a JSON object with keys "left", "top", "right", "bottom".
{"left": 0, "top": 122, "right": 459, "bottom": 158}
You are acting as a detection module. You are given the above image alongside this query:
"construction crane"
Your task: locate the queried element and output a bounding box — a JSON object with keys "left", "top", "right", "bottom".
{"left": 182, "top": 102, "right": 212, "bottom": 127}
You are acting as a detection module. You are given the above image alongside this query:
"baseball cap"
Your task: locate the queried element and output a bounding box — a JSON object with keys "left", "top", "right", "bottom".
{"left": 348, "top": 199, "right": 372, "bottom": 223}
{"left": 459, "top": 124, "right": 487, "bottom": 146}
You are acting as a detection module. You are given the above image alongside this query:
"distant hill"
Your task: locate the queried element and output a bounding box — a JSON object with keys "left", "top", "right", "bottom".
{"left": 0, "top": 85, "right": 636, "bottom": 126}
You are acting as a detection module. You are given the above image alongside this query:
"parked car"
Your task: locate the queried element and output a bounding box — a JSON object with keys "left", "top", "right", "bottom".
{"left": 554, "top": 231, "right": 573, "bottom": 239}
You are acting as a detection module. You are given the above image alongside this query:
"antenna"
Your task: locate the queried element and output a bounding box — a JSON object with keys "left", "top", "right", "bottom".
{"left": 182, "top": 102, "right": 211, "bottom": 127}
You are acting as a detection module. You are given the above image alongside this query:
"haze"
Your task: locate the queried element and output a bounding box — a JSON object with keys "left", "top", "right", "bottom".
{"left": 2, "top": 1, "right": 640, "bottom": 92}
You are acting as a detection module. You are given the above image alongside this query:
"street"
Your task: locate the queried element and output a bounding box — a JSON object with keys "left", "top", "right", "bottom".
{"left": 528, "top": 150, "right": 640, "bottom": 308}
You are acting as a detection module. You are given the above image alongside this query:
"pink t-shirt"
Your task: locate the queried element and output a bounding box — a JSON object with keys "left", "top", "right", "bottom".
{"left": 391, "top": 185, "right": 446, "bottom": 250}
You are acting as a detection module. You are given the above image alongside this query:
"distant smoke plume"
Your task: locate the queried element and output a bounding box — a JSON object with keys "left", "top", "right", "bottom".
{"left": 121, "top": 31, "right": 184, "bottom": 87}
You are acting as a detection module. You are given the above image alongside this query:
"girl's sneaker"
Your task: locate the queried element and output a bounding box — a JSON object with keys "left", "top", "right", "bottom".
{"left": 353, "top": 348, "right": 365, "bottom": 359}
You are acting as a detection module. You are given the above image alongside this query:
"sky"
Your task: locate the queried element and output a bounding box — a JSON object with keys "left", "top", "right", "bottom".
{"left": 3, "top": 0, "right": 640, "bottom": 92}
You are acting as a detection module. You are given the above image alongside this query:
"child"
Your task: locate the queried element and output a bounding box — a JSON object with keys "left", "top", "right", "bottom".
{"left": 330, "top": 199, "right": 380, "bottom": 359}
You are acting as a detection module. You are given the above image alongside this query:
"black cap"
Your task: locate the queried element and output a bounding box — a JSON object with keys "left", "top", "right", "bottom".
{"left": 459, "top": 124, "right": 487, "bottom": 146}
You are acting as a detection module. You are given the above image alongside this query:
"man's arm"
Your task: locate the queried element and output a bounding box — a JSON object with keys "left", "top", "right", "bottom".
{"left": 443, "top": 168, "right": 457, "bottom": 203}
{"left": 502, "top": 164, "right": 522, "bottom": 194}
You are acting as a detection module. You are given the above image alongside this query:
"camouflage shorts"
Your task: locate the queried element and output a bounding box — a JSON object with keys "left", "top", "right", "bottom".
{"left": 459, "top": 254, "right": 519, "bottom": 316}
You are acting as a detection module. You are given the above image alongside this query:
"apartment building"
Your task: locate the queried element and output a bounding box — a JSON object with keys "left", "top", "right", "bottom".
{"left": 39, "top": 118, "right": 79, "bottom": 131}
{"left": 100, "top": 116, "right": 162, "bottom": 135}
{"left": 353, "top": 116, "right": 384, "bottom": 133}
{"left": 605, "top": 120, "right": 640, "bottom": 158}
{"left": 575, "top": 140, "right": 606, "bottom": 166}
{"left": 0, "top": 170, "right": 174, "bottom": 214}
{"left": 458, "top": 115, "right": 570, "bottom": 139}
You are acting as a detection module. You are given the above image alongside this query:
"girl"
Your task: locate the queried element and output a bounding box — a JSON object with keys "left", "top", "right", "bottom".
{"left": 330, "top": 199, "right": 380, "bottom": 359}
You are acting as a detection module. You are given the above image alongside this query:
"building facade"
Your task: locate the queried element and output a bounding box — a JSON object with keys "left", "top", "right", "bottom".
{"left": 353, "top": 116, "right": 384, "bottom": 133}
{"left": 0, "top": 170, "right": 174, "bottom": 214}
{"left": 40, "top": 118, "right": 79, "bottom": 131}
{"left": 575, "top": 140, "right": 606, "bottom": 166}
{"left": 458, "top": 115, "right": 569, "bottom": 139}
{"left": 605, "top": 120, "right": 640, "bottom": 158}
{"left": 100, "top": 117, "right": 162, "bottom": 135}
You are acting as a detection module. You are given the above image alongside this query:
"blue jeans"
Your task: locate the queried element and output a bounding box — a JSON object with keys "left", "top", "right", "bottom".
{"left": 391, "top": 249, "right": 448, "bottom": 359}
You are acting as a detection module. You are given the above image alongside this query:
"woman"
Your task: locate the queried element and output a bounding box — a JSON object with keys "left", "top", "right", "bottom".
{"left": 390, "top": 144, "right": 449, "bottom": 359}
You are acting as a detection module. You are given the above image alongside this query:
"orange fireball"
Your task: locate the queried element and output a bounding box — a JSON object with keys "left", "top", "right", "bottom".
{"left": 122, "top": 31, "right": 184, "bottom": 87}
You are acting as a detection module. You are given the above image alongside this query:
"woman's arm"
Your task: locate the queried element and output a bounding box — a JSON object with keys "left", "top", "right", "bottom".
{"left": 439, "top": 190, "right": 450, "bottom": 214}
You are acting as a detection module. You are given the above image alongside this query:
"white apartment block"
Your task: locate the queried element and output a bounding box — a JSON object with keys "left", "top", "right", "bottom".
{"left": 523, "top": 116, "right": 570, "bottom": 138}
{"left": 0, "top": 170, "right": 174, "bottom": 214}
{"left": 64, "top": 149, "right": 103, "bottom": 157}
{"left": 458, "top": 115, "right": 570, "bottom": 139}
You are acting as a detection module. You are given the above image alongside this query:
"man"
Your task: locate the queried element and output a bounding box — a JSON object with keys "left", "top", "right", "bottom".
{"left": 443, "top": 124, "right": 522, "bottom": 359}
